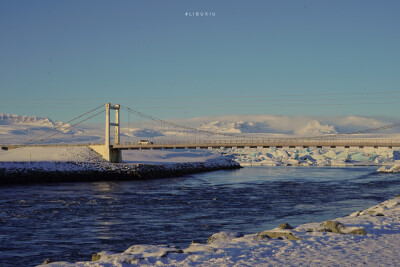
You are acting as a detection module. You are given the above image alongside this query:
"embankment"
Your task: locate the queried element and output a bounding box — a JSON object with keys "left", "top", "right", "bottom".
{"left": 0, "top": 158, "right": 241, "bottom": 185}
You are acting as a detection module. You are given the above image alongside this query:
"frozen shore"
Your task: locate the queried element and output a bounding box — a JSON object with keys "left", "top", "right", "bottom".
{"left": 0, "top": 159, "right": 240, "bottom": 185}
{"left": 0, "top": 147, "right": 240, "bottom": 185}
{"left": 41, "top": 194, "right": 400, "bottom": 266}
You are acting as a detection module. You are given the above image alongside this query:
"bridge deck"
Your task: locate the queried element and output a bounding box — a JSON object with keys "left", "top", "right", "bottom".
{"left": 113, "top": 139, "right": 400, "bottom": 149}
{"left": 4, "top": 139, "right": 400, "bottom": 150}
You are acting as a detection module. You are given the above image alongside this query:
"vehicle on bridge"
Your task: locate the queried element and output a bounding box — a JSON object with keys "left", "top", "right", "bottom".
{"left": 137, "top": 140, "right": 153, "bottom": 145}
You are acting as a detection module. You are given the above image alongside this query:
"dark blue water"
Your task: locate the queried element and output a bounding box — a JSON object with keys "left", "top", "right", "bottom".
{"left": 1, "top": 166, "right": 400, "bottom": 266}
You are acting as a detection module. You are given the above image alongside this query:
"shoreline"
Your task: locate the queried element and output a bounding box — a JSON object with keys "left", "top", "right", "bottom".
{"left": 1, "top": 160, "right": 398, "bottom": 185}
{"left": 0, "top": 159, "right": 241, "bottom": 185}
{"left": 239, "top": 162, "right": 395, "bottom": 167}
{"left": 43, "top": 194, "right": 400, "bottom": 266}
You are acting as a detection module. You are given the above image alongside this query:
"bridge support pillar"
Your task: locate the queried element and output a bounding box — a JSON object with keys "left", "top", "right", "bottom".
{"left": 102, "top": 103, "right": 122, "bottom": 163}
{"left": 110, "top": 148, "right": 122, "bottom": 163}
{"left": 89, "top": 145, "right": 122, "bottom": 163}
{"left": 90, "top": 104, "right": 123, "bottom": 163}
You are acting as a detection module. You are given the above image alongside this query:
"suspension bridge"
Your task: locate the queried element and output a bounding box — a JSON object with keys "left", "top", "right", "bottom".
{"left": 6, "top": 103, "right": 400, "bottom": 163}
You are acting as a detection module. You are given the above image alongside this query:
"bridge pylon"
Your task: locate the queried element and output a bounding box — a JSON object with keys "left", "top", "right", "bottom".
{"left": 105, "top": 103, "right": 122, "bottom": 163}
{"left": 105, "top": 103, "right": 120, "bottom": 147}
{"left": 90, "top": 103, "right": 122, "bottom": 163}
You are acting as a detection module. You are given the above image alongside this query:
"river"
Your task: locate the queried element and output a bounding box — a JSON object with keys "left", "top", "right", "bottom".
{"left": 1, "top": 166, "right": 400, "bottom": 266}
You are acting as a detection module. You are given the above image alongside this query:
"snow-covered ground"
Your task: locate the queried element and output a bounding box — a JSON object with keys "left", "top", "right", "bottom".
{"left": 123, "top": 149, "right": 222, "bottom": 164}
{"left": 0, "top": 146, "right": 101, "bottom": 162}
{"left": 0, "top": 146, "right": 220, "bottom": 164}
{"left": 0, "top": 146, "right": 239, "bottom": 185}
{"left": 42, "top": 195, "right": 400, "bottom": 266}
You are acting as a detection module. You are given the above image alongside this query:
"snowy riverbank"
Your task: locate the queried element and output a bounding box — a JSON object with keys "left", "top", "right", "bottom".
{"left": 0, "top": 147, "right": 240, "bottom": 184}
{"left": 0, "top": 158, "right": 240, "bottom": 185}
{"left": 41, "top": 194, "right": 400, "bottom": 266}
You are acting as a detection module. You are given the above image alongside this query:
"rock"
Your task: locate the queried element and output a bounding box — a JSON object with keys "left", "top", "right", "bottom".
{"left": 349, "top": 228, "right": 367, "bottom": 235}
{"left": 123, "top": 258, "right": 143, "bottom": 264}
{"left": 160, "top": 249, "right": 184, "bottom": 258}
{"left": 254, "top": 232, "right": 271, "bottom": 241}
{"left": 92, "top": 253, "right": 101, "bottom": 261}
{"left": 278, "top": 223, "right": 294, "bottom": 230}
{"left": 41, "top": 258, "right": 52, "bottom": 265}
{"left": 320, "top": 220, "right": 343, "bottom": 233}
{"left": 367, "top": 210, "right": 385, "bottom": 216}
{"left": 255, "top": 231, "right": 300, "bottom": 241}
{"left": 285, "top": 233, "right": 300, "bottom": 240}
{"left": 185, "top": 243, "right": 216, "bottom": 253}
{"left": 317, "top": 220, "right": 367, "bottom": 235}
{"left": 349, "top": 211, "right": 361, "bottom": 217}
{"left": 207, "top": 231, "right": 243, "bottom": 244}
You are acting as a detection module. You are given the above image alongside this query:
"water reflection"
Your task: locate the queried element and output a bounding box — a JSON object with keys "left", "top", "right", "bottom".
{"left": 89, "top": 182, "right": 124, "bottom": 240}
{"left": 94, "top": 220, "right": 122, "bottom": 240}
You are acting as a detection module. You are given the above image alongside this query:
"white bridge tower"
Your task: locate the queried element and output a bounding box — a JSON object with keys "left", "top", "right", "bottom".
{"left": 90, "top": 103, "right": 122, "bottom": 163}
{"left": 105, "top": 103, "right": 120, "bottom": 147}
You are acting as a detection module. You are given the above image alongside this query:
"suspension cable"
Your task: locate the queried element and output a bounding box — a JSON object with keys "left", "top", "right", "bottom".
{"left": 27, "top": 109, "right": 105, "bottom": 145}
{"left": 22, "top": 104, "right": 104, "bottom": 145}
{"left": 121, "top": 105, "right": 400, "bottom": 141}
{"left": 120, "top": 105, "right": 256, "bottom": 139}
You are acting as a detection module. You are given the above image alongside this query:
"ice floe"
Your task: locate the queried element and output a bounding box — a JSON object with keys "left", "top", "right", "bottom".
{"left": 212, "top": 146, "right": 400, "bottom": 166}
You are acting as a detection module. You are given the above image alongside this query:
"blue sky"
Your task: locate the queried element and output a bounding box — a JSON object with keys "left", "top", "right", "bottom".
{"left": 1, "top": 0, "right": 399, "bottom": 123}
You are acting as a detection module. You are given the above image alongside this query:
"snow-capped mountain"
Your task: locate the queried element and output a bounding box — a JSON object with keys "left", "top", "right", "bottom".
{"left": 0, "top": 113, "right": 74, "bottom": 131}
{"left": 197, "top": 119, "right": 338, "bottom": 136}
{"left": 0, "top": 114, "right": 57, "bottom": 127}
{"left": 294, "top": 120, "right": 338, "bottom": 136}
{"left": 179, "top": 115, "right": 397, "bottom": 136}
{"left": 122, "top": 128, "right": 165, "bottom": 138}
{"left": 198, "top": 121, "right": 269, "bottom": 133}
{"left": 1, "top": 113, "right": 398, "bottom": 145}
{"left": 0, "top": 114, "right": 101, "bottom": 145}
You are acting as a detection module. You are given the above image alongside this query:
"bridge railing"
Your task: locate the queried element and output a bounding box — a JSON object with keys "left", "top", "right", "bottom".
{"left": 115, "top": 138, "right": 400, "bottom": 147}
